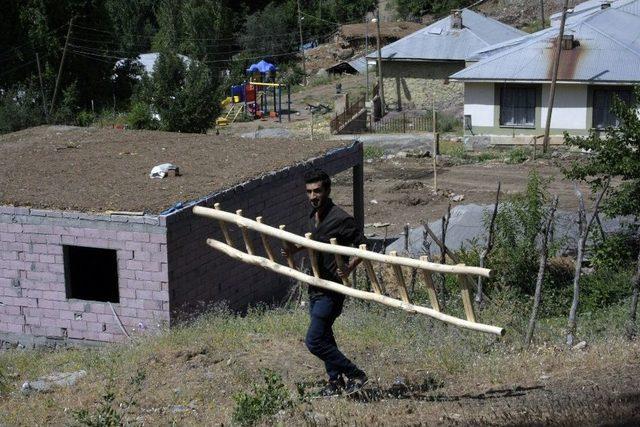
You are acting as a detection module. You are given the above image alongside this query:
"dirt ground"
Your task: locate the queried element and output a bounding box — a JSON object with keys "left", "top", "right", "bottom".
{"left": 0, "top": 125, "right": 348, "bottom": 214}
{"left": 331, "top": 155, "right": 594, "bottom": 236}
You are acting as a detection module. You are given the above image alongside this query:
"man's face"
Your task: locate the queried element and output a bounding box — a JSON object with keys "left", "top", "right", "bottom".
{"left": 306, "top": 181, "right": 329, "bottom": 209}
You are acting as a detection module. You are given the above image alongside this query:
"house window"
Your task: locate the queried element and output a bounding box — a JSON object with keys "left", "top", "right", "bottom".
{"left": 64, "top": 246, "right": 119, "bottom": 302}
{"left": 499, "top": 86, "right": 536, "bottom": 127}
{"left": 592, "top": 88, "right": 633, "bottom": 129}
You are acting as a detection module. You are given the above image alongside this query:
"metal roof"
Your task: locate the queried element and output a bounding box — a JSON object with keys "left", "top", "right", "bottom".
{"left": 365, "top": 9, "right": 524, "bottom": 62}
{"left": 324, "top": 56, "right": 368, "bottom": 74}
{"left": 550, "top": 0, "right": 640, "bottom": 23}
{"left": 451, "top": 7, "right": 640, "bottom": 83}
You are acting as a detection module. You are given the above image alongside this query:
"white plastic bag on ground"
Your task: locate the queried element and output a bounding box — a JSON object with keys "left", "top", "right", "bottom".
{"left": 149, "top": 163, "right": 180, "bottom": 179}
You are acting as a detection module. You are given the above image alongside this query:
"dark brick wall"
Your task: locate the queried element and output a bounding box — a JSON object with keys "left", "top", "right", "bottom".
{"left": 164, "top": 142, "right": 363, "bottom": 315}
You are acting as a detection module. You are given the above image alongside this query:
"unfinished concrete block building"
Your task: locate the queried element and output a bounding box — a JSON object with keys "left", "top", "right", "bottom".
{"left": 0, "top": 127, "right": 363, "bottom": 345}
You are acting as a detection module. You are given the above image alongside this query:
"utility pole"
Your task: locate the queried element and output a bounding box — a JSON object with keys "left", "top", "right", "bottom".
{"left": 374, "top": 9, "right": 385, "bottom": 115}
{"left": 542, "top": 0, "right": 569, "bottom": 153}
{"left": 35, "top": 52, "right": 48, "bottom": 121}
{"left": 540, "top": 0, "right": 545, "bottom": 28}
{"left": 365, "top": 15, "right": 369, "bottom": 102}
{"left": 296, "top": 0, "right": 307, "bottom": 86}
{"left": 50, "top": 16, "right": 74, "bottom": 116}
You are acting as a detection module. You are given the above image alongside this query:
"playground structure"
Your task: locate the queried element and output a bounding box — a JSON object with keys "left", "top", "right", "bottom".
{"left": 193, "top": 204, "right": 505, "bottom": 336}
{"left": 216, "top": 60, "right": 292, "bottom": 127}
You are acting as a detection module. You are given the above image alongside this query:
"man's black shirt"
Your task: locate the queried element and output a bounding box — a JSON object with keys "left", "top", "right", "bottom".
{"left": 307, "top": 198, "right": 365, "bottom": 299}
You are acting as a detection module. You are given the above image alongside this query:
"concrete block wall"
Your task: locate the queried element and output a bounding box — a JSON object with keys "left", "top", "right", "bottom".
{"left": 0, "top": 142, "right": 362, "bottom": 345}
{"left": 0, "top": 209, "right": 168, "bottom": 346}
{"left": 164, "top": 142, "right": 363, "bottom": 315}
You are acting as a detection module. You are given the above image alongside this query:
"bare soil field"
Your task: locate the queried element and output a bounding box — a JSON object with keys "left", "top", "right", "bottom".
{"left": 332, "top": 155, "right": 593, "bottom": 236}
{"left": 0, "top": 126, "right": 348, "bottom": 214}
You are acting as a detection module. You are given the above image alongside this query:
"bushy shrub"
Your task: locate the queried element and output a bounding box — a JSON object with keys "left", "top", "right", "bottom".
{"left": 52, "top": 82, "right": 80, "bottom": 125}
{"left": 232, "top": 369, "right": 292, "bottom": 426}
{"left": 126, "top": 102, "right": 157, "bottom": 130}
{"left": 505, "top": 147, "right": 529, "bottom": 164}
{"left": 0, "top": 85, "right": 45, "bottom": 134}
{"left": 489, "top": 170, "right": 551, "bottom": 295}
{"left": 76, "top": 111, "right": 96, "bottom": 127}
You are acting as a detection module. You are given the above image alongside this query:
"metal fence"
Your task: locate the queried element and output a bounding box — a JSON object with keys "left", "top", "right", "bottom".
{"left": 329, "top": 95, "right": 365, "bottom": 134}
{"left": 370, "top": 113, "right": 434, "bottom": 133}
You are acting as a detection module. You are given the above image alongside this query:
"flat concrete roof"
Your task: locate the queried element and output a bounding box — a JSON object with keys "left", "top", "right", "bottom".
{"left": 0, "top": 126, "right": 350, "bottom": 214}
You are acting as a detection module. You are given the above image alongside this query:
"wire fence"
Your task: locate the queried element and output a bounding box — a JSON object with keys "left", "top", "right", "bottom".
{"left": 329, "top": 95, "right": 365, "bottom": 133}
{"left": 370, "top": 113, "right": 434, "bottom": 133}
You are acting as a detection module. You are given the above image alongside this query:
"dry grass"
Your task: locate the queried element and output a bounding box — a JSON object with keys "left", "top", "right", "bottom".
{"left": 0, "top": 294, "right": 638, "bottom": 426}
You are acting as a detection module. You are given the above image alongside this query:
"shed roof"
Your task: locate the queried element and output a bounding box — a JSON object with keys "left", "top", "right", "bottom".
{"left": 0, "top": 126, "right": 349, "bottom": 214}
{"left": 451, "top": 7, "right": 640, "bottom": 83}
{"left": 365, "top": 9, "right": 525, "bottom": 62}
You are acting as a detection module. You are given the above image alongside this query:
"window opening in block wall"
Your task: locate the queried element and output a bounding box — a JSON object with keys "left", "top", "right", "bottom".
{"left": 63, "top": 245, "right": 119, "bottom": 302}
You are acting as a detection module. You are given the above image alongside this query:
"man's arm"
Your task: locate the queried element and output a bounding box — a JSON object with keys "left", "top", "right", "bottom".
{"left": 335, "top": 215, "right": 366, "bottom": 278}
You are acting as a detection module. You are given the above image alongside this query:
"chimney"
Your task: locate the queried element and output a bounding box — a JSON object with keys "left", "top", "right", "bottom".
{"left": 601, "top": 1, "right": 612, "bottom": 9}
{"left": 451, "top": 9, "right": 463, "bottom": 29}
{"left": 561, "top": 34, "right": 577, "bottom": 50}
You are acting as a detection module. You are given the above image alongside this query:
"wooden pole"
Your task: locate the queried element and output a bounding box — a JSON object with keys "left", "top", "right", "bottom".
{"left": 50, "top": 17, "right": 74, "bottom": 116}
{"left": 193, "top": 205, "right": 492, "bottom": 277}
{"left": 419, "top": 256, "right": 440, "bottom": 312}
{"left": 330, "top": 238, "right": 350, "bottom": 286}
{"left": 433, "top": 132, "right": 439, "bottom": 192}
{"left": 278, "top": 225, "right": 296, "bottom": 269}
{"left": 476, "top": 181, "right": 500, "bottom": 304}
{"left": 539, "top": 0, "right": 545, "bottom": 28}
{"left": 207, "top": 238, "right": 505, "bottom": 335}
{"left": 374, "top": 11, "right": 385, "bottom": 113}
{"left": 458, "top": 274, "right": 476, "bottom": 322}
{"left": 256, "top": 217, "right": 275, "bottom": 261}
{"left": 361, "top": 244, "right": 384, "bottom": 294}
{"left": 525, "top": 196, "right": 558, "bottom": 346}
{"left": 296, "top": 0, "right": 307, "bottom": 86}
{"left": 236, "top": 210, "right": 255, "bottom": 255}
{"left": 214, "top": 203, "right": 234, "bottom": 247}
{"left": 35, "top": 52, "right": 48, "bottom": 121}
{"left": 542, "top": 0, "right": 569, "bottom": 153}
{"left": 390, "top": 251, "right": 410, "bottom": 303}
{"left": 305, "top": 232, "right": 320, "bottom": 277}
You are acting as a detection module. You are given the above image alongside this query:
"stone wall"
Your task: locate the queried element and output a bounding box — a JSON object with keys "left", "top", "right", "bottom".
{"left": 381, "top": 61, "right": 464, "bottom": 113}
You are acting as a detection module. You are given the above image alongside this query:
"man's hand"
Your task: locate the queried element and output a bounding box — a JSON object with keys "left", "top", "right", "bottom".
{"left": 281, "top": 243, "right": 302, "bottom": 258}
{"left": 336, "top": 265, "right": 352, "bottom": 279}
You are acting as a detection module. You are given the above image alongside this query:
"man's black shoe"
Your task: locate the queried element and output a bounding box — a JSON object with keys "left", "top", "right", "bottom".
{"left": 344, "top": 374, "right": 368, "bottom": 395}
{"left": 318, "top": 379, "right": 344, "bottom": 397}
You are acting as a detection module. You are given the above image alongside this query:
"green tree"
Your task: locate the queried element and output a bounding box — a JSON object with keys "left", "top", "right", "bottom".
{"left": 140, "top": 52, "right": 220, "bottom": 133}
{"left": 564, "top": 87, "right": 640, "bottom": 218}
{"left": 564, "top": 86, "right": 640, "bottom": 338}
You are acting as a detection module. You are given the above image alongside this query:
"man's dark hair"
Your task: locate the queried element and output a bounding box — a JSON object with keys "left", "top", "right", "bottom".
{"left": 304, "top": 168, "right": 331, "bottom": 190}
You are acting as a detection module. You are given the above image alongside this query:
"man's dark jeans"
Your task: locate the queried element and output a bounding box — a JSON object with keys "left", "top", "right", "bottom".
{"left": 305, "top": 294, "right": 363, "bottom": 382}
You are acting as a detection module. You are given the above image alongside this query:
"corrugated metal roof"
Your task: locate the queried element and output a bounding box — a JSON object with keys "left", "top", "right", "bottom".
{"left": 550, "top": 0, "right": 640, "bottom": 23}
{"left": 348, "top": 56, "right": 368, "bottom": 73}
{"left": 451, "top": 7, "right": 640, "bottom": 83}
{"left": 365, "top": 9, "right": 524, "bottom": 62}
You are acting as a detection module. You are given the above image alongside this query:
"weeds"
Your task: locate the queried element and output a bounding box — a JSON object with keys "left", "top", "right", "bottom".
{"left": 232, "top": 369, "right": 292, "bottom": 426}
{"left": 363, "top": 145, "right": 384, "bottom": 159}
{"left": 505, "top": 147, "right": 530, "bottom": 164}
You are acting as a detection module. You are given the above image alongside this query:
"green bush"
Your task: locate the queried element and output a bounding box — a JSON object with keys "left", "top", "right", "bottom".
{"left": 126, "top": 102, "right": 157, "bottom": 130}
{"left": 363, "top": 145, "right": 384, "bottom": 159}
{"left": 505, "top": 147, "right": 529, "bottom": 164}
{"left": 52, "top": 82, "right": 80, "bottom": 125}
{"left": 232, "top": 369, "right": 292, "bottom": 426}
{"left": 76, "top": 111, "right": 96, "bottom": 127}
{"left": 437, "top": 113, "right": 461, "bottom": 133}
{"left": 590, "top": 231, "right": 639, "bottom": 270}
{"left": 0, "top": 85, "right": 45, "bottom": 134}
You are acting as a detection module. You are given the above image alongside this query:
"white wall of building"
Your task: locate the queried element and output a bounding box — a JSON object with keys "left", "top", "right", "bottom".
{"left": 464, "top": 83, "right": 494, "bottom": 127}
{"left": 540, "top": 84, "right": 588, "bottom": 129}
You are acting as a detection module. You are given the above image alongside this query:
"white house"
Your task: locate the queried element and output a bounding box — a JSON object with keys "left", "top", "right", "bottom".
{"left": 451, "top": 5, "right": 640, "bottom": 146}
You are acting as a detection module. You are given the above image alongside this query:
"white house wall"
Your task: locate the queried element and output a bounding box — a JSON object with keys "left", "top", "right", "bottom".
{"left": 464, "top": 83, "right": 494, "bottom": 127}
{"left": 540, "top": 84, "right": 588, "bottom": 130}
